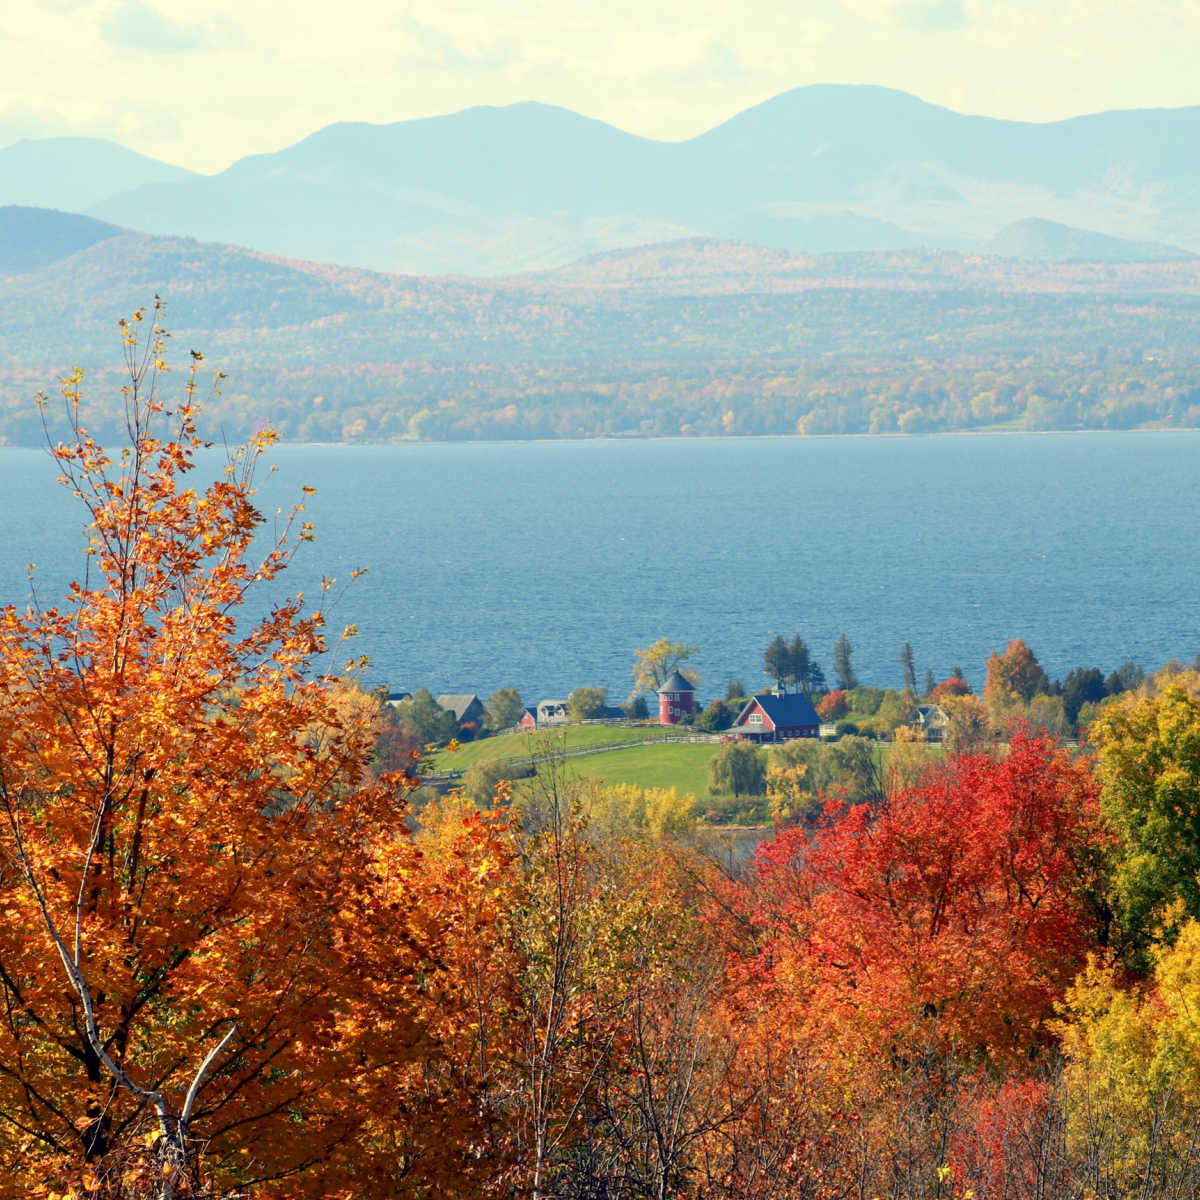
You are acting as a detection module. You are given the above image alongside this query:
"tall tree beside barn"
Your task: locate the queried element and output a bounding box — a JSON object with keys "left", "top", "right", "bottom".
{"left": 900, "top": 642, "right": 917, "bottom": 692}
{"left": 764, "top": 635, "right": 790, "bottom": 690}
{"left": 485, "top": 686, "right": 525, "bottom": 731}
{"left": 790, "top": 633, "right": 813, "bottom": 693}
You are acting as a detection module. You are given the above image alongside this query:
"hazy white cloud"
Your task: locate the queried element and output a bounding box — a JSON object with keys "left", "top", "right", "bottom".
{"left": 0, "top": 0, "right": 1198, "bottom": 172}
{"left": 0, "top": 105, "right": 79, "bottom": 143}
{"left": 102, "top": 0, "right": 211, "bottom": 53}
{"left": 899, "top": 0, "right": 969, "bottom": 33}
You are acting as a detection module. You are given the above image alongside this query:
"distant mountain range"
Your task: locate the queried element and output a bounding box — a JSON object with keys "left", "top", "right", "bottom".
{"left": 983, "top": 218, "right": 1195, "bottom": 263}
{"left": 3, "top": 86, "right": 1200, "bottom": 275}
{"left": 0, "top": 138, "right": 195, "bottom": 214}
{"left": 3, "top": 206, "right": 1199, "bottom": 446}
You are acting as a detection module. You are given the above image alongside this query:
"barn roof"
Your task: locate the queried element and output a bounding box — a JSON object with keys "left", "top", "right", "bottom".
{"left": 739, "top": 692, "right": 820, "bottom": 727}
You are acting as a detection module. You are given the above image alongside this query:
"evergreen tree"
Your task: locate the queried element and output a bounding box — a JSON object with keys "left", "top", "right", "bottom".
{"left": 833, "top": 633, "right": 859, "bottom": 691}
{"left": 900, "top": 642, "right": 917, "bottom": 692}
{"left": 808, "top": 661, "right": 828, "bottom": 696}
{"left": 789, "top": 634, "right": 812, "bottom": 694}
{"left": 764, "top": 635, "right": 790, "bottom": 691}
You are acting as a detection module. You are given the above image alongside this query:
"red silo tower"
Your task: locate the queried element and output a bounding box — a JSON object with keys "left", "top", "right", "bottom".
{"left": 657, "top": 670, "right": 697, "bottom": 725}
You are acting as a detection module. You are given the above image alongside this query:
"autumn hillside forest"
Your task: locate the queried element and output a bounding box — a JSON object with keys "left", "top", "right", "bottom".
{"left": 4, "top": 309, "right": 1200, "bottom": 1200}
{"left": 3, "top": 216, "right": 1200, "bottom": 446}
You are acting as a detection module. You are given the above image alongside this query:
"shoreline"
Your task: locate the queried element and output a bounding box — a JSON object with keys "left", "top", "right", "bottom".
{"left": 4, "top": 426, "right": 1200, "bottom": 452}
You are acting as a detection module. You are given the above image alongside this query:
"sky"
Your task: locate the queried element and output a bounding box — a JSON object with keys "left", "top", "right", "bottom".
{"left": 3, "top": 0, "right": 1199, "bottom": 174}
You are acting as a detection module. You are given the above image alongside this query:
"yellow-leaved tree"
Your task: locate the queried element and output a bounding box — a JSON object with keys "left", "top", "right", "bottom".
{"left": 1058, "top": 918, "right": 1200, "bottom": 1198}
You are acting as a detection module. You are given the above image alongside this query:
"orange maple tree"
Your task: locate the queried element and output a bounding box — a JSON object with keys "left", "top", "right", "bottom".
{"left": 0, "top": 307, "right": 503, "bottom": 1197}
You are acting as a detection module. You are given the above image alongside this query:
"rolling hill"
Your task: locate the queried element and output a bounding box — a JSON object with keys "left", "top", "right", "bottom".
{"left": 2, "top": 208, "right": 1200, "bottom": 446}
{"left": 0, "top": 207, "right": 124, "bottom": 274}
{"left": 981, "top": 218, "right": 1197, "bottom": 263}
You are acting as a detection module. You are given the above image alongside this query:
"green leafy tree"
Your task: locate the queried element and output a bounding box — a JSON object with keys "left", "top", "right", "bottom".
{"left": 708, "top": 741, "right": 767, "bottom": 797}
{"left": 485, "top": 686, "right": 524, "bottom": 731}
{"left": 769, "top": 735, "right": 882, "bottom": 808}
{"left": 833, "top": 633, "right": 859, "bottom": 691}
{"left": 697, "top": 699, "right": 734, "bottom": 732}
{"left": 725, "top": 677, "right": 747, "bottom": 703}
{"left": 873, "top": 689, "right": 917, "bottom": 735}
{"left": 461, "top": 758, "right": 533, "bottom": 806}
{"left": 1062, "top": 668, "right": 1106, "bottom": 728}
{"left": 568, "top": 687, "right": 608, "bottom": 721}
{"left": 1106, "top": 660, "right": 1146, "bottom": 696}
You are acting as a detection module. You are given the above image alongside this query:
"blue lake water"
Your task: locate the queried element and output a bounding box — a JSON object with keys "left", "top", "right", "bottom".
{"left": 1, "top": 432, "right": 1198, "bottom": 703}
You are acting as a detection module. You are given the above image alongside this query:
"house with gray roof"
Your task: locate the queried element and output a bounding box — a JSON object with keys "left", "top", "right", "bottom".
{"left": 436, "top": 693, "right": 486, "bottom": 729}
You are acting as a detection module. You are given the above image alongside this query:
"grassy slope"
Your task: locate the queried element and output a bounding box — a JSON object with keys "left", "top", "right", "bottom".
{"left": 432, "top": 723, "right": 695, "bottom": 773}
{"left": 536, "top": 742, "right": 722, "bottom": 797}
{"left": 441, "top": 731, "right": 947, "bottom": 804}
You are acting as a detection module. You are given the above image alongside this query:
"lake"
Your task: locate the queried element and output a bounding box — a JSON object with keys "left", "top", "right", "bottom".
{"left": 1, "top": 432, "right": 1198, "bottom": 703}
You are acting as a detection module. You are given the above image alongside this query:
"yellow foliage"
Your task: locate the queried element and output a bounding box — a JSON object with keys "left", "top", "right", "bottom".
{"left": 1058, "top": 918, "right": 1200, "bottom": 1187}
{"left": 580, "top": 781, "right": 697, "bottom": 841}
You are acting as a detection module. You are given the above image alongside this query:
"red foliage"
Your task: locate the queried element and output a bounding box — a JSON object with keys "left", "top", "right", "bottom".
{"left": 816, "top": 689, "right": 848, "bottom": 720}
{"left": 743, "top": 733, "right": 1110, "bottom": 1066}
{"left": 931, "top": 675, "right": 972, "bottom": 700}
{"left": 953, "top": 1074, "right": 1068, "bottom": 1200}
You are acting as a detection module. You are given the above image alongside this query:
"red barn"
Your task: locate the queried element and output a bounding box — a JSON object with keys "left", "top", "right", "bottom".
{"left": 657, "top": 670, "right": 697, "bottom": 725}
{"left": 731, "top": 692, "right": 820, "bottom": 742}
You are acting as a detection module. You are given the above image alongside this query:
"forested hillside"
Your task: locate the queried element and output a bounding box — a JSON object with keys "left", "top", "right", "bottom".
{"left": 2, "top": 216, "right": 1200, "bottom": 443}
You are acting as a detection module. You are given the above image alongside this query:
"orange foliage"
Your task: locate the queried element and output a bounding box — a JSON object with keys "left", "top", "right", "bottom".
{"left": 0, "top": 309, "right": 513, "bottom": 1197}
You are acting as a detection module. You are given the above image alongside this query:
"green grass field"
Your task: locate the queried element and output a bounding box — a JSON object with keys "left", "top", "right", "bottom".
{"left": 431, "top": 723, "right": 696, "bottom": 773}
{"left": 552, "top": 742, "right": 722, "bottom": 796}
{"left": 437, "top": 728, "right": 951, "bottom": 808}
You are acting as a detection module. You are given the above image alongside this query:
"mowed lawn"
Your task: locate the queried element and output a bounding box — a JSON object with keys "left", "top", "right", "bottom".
{"left": 431, "top": 723, "right": 692, "bottom": 773}
{"left": 439, "top": 729, "right": 952, "bottom": 802}
{"left": 547, "top": 742, "right": 722, "bottom": 797}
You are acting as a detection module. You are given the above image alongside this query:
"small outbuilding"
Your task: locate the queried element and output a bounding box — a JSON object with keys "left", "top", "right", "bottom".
{"left": 730, "top": 692, "right": 821, "bottom": 743}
